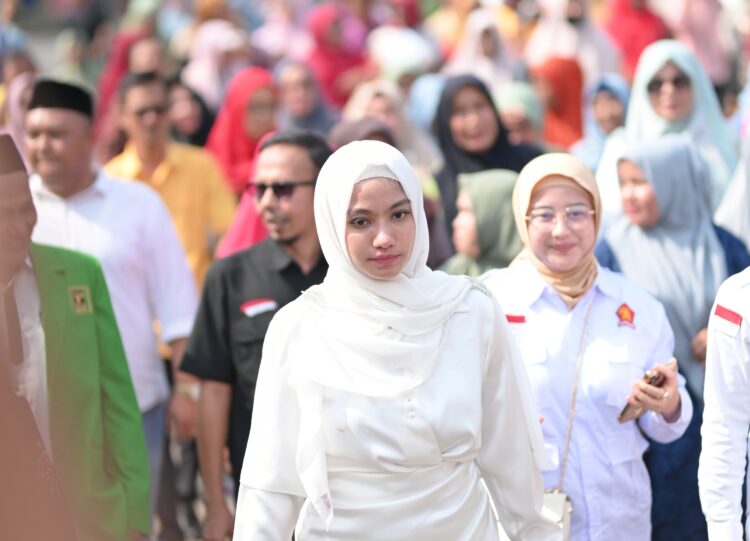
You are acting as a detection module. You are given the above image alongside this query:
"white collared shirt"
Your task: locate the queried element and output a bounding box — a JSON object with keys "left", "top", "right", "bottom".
{"left": 698, "top": 267, "right": 750, "bottom": 540}
{"left": 30, "top": 170, "right": 197, "bottom": 411}
{"left": 7, "top": 258, "right": 52, "bottom": 456}
{"left": 483, "top": 261, "right": 692, "bottom": 541}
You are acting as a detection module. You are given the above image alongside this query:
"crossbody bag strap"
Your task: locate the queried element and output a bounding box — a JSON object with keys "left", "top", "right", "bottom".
{"left": 554, "top": 298, "right": 595, "bottom": 492}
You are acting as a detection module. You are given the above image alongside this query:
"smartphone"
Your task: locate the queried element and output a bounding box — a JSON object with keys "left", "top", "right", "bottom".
{"left": 617, "top": 369, "right": 666, "bottom": 423}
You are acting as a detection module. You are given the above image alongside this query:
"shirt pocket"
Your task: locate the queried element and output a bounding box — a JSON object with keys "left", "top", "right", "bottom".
{"left": 230, "top": 313, "right": 274, "bottom": 402}
{"left": 511, "top": 330, "right": 550, "bottom": 412}
{"left": 594, "top": 343, "right": 648, "bottom": 410}
{"left": 605, "top": 429, "right": 650, "bottom": 500}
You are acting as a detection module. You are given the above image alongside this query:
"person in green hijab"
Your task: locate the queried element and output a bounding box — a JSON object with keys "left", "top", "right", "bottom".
{"left": 441, "top": 169, "right": 522, "bottom": 276}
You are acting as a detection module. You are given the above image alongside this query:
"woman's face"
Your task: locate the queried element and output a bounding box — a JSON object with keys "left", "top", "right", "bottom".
{"left": 168, "top": 85, "right": 202, "bottom": 136}
{"left": 365, "top": 95, "right": 401, "bottom": 135}
{"left": 345, "top": 177, "right": 416, "bottom": 280}
{"left": 526, "top": 178, "right": 596, "bottom": 273}
{"left": 618, "top": 159, "right": 661, "bottom": 228}
{"left": 279, "top": 64, "right": 317, "bottom": 118}
{"left": 592, "top": 90, "right": 624, "bottom": 135}
{"left": 449, "top": 85, "right": 499, "bottom": 153}
{"left": 480, "top": 28, "right": 498, "bottom": 58}
{"left": 452, "top": 189, "right": 480, "bottom": 258}
{"left": 244, "top": 87, "right": 277, "bottom": 140}
{"left": 647, "top": 62, "right": 693, "bottom": 123}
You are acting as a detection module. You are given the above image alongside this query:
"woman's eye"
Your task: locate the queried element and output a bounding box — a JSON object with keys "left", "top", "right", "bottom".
{"left": 350, "top": 217, "right": 369, "bottom": 227}
{"left": 393, "top": 209, "right": 411, "bottom": 221}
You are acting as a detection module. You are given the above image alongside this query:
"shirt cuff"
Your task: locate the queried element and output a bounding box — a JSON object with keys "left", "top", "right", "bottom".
{"left": 707, "top": 519, "right": 743, "bottom": 540}
{"left": 160, "top": 315, "right": 196, "bottom": 344}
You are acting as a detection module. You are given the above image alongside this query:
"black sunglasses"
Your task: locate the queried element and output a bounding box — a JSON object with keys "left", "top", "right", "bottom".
{"left": 647, "top": 74, "right": 691, "bottom": 94}
{"left": 249, "top": 180, "right": 316, "bottom": 200}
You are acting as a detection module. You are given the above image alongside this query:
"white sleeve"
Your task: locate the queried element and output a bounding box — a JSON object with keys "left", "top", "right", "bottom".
{"left": 475, "top": 298, "right": 559, "bottom": 541}
{"left": 233, "top": 485, "right": 303, "bottom": 541}
{"left": 638, "top": 309, "right": 693, "bottom": 443}
{"left": 142, "top": 189, "right": 197, "bottom": 342}
{"left": 699, "top": 296, "right": 750, "bottom": 540}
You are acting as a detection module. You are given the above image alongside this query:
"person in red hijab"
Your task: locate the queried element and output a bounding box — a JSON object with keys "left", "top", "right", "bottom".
{"left": 305, "top": 2, "right": 369, "bottom": 108}
{"left": 205, "top": 67, "right": 277, "bottom": 194}
{"left": 604, "top": 0, "right": 669, "bottom": 81}
{"left": 531, "top": 57, "right": 584, "bottom": 149}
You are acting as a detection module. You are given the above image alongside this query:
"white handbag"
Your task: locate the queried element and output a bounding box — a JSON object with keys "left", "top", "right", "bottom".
{"left": 542, "top": 300, "right": 594, "bottom": 541}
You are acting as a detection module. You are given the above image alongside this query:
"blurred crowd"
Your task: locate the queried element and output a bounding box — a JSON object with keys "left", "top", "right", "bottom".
{"left": 5, "top": 0, "right": 750, "bottom": 539}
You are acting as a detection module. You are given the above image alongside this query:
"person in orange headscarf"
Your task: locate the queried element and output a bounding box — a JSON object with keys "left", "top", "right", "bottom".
{"left": 205, "top": 67, "right": 277, "bottom": 194}
{"left": 531, "top": 57, "right": 584, "bottom": 149}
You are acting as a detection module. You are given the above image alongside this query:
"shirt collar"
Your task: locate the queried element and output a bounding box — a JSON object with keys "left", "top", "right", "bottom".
{"left": 516, "top": 259, "right": 620, "bottom": 306}
{"left": 30, "top": 170, "right": 106, "bottom": 199}
{"left": 121, "top": 142, "right": 176, "bottom": 187}
{"left": 266, "top": 240, "right": 297, "bottom": 272}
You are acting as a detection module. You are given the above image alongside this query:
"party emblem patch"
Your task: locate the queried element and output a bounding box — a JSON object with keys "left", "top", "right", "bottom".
{"left": 68, "top": 285, "right": 93, "bottom": 314}
{"left": 616, "top": 303, "right": 635, "bottom": 328}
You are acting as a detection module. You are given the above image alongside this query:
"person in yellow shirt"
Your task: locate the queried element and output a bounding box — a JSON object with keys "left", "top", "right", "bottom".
{"left": 106, "top": 71, "right": 237, "bottom": 289}
{"left": 105, "top": 70, "right": 236, "bottom": 539}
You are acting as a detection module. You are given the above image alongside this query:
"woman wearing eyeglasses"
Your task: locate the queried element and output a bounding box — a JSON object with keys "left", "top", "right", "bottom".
{"left": 596, "top": 136, "right": 750, "bottom": 541}
{"left": 595, "top": 40, "right": 737, "bottom": 229}
{"left": 483, "top": 153, "right": 692, "bottom": 541}
{"left": 233, "top": 140, "right": 559, "bottom": 540}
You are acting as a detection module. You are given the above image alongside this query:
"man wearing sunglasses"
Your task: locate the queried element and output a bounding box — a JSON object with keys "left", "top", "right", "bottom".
{"left": 181, "top": 129, "right": 331, "bottom": 541}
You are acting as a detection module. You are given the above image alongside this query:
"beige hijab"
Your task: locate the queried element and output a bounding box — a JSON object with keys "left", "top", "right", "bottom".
{"left": 512, "top": 153, "right": 601, "bottom": 309}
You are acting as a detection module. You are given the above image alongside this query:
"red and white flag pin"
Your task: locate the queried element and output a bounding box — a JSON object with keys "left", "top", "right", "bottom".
{"left": 240, "top": 298, "right": 278, "bottom": 318}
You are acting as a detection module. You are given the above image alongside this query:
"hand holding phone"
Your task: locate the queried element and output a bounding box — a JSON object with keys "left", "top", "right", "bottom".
{"left": 618, "top": 359, "right": 680, "bottom": 423}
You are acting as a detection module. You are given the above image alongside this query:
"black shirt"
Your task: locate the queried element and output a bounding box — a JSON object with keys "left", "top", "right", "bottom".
{"left": 181, "top": 239, "right": 327, "bottom": 487}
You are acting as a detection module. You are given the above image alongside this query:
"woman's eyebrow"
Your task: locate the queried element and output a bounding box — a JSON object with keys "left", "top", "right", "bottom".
{"left": 390, "top": 198, "right": 410, "bottom": 209}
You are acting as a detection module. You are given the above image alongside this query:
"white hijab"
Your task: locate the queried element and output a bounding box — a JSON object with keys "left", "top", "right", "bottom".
{"left": 293, "top": 140, "right": 473, "bottom": 396}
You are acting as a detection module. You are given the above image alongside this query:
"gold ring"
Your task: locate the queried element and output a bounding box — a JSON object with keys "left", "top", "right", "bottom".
{"left": 662, "top": 391, "right": 670, "bottom": 401}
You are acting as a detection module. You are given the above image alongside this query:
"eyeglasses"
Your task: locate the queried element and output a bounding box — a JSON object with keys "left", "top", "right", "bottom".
{"left": 526, "top": 204, "right": 595, "bottom": 232}
{"left": 131, "top": 104, "right": 168, "bottom": 118}
{"left": 249, "top": 180, "right": 316, "bottom": 200}
{"left": 647, "top": 74, "right": 691, "bottom": 94}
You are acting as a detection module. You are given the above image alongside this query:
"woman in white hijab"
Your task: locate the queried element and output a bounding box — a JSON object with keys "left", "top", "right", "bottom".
{"left": 232, "top": 140, "right": 558, "bottom": 540}
{"left": 596, "top": 40, "right": 738, "bottom": 228}
{"left": 442, "top": 8, "right": 519, "bottom": 97}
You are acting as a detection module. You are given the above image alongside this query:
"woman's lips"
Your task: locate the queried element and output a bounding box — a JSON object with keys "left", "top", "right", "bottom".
{"left": 370, "top": 254, "right": 400, "bottom": 265}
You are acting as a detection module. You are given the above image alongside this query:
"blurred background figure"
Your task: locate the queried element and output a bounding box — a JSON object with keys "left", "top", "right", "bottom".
{"left": 180, "top": 18, "right": 250, "bottom": 114}
{"left": 433, "top": 75, "right": 540, "bottom": 249}
{"left": 571, "top": 72, "right": 630, "bottom": 171}
{"left": 530, "top": 56, "right": 584, "bottom": 149}
{"left": 603, "top": 0, "right": 669, "bottom": 82}
{"left": 167, "top": 77, "right": 215, "bottom": 147}
{"left": 442, "top": 8, "right": 519, "bottom": 97}
{"left": 495, "top": 81, "right": 546, "bottom": 148}
{"left": 205, "top": 66, "right": 276, "bottom": 195}
{"left": 525, "top": 0, "right": 621, "bottom": 87}
{"left": 596, "top": 136, "right": 750, "bottom": 541}
{"left": 440, "top": 168, "right": 522, "bottom": 276}
{"left": 596, "top": 40, "right": 738, "bottom": 228}
{"left": 275, "top": 59, "right": 338, "bottom": 137}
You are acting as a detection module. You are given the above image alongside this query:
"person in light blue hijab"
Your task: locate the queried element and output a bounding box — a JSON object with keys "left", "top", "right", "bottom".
{"left": 406, "top": 73, "right": 445, "bottom": 134}
{"left": 596, "top": 134, "right": 750, "bottom": 541}
{"left": 571, "top": 73, "right": 630, "bottom": 171}
{"left": 595, "top": 40, "right": 738, "bottom": 230}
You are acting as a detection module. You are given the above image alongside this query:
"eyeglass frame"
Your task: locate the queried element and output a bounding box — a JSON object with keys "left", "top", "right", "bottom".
{"left": 525, "top": 204, "right": 596, "bottom": 231}
{"left": 248, "top": 179, "right": 316, "bottom": 200}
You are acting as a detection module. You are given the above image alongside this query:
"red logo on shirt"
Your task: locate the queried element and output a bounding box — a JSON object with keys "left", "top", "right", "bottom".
{"left": 506, "top": 314, "right": 526, "bottom": 324}
{"left": 616, "top": 303, "right": 635, "bottom": 328}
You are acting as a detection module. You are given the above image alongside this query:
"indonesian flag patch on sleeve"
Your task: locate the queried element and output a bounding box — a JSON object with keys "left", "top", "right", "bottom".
{"left": 240, "top": 298, "right": 278, "bottom": 318}
{"left": 713, "top": 304, "right": 742, "bottom": 337}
